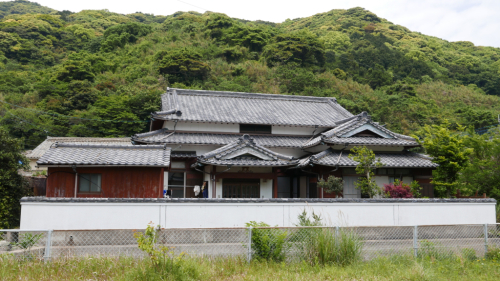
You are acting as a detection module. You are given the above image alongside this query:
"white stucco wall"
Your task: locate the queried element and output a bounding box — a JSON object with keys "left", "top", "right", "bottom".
{"left": 260, "top": 179, "right": 272, "bottom": 198}
{"left": 20, "top": 201, "right": 496, "bottom": 230}
{"left": 330, "top": 145, "right": 405, "bottom": 151}
{"left": 163, "top": 121, "right": 240, "bottom": 133}
{"left": 162, "top": 121, "right": 331, "bottom": 136}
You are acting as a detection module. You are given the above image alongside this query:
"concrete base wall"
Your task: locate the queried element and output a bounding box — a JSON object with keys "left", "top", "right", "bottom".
{"left": 20, "top": 198, "right": 496, "bottom": 230}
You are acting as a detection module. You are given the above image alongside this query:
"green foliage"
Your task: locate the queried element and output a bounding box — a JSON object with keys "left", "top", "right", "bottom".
{"left": 415, "top": 121, "right": 472, "bottom": 197}
{"left": 486, "top": 246, "right": 500, "bottom": 261}
{"left": 294, "top": 210, "right": 364, "bottom": 267}
{"left": 409, "top": 180, "right": 422, "bottom": 198}
{"left": 10, "top": 232, "right": 43, "bottom": 260}
{"left": 0, "top": 3, "right": 499, "bottom": 152}
{"left": 348, "top": 146, "right": 382, "bottom": 198}
{"left": 263, "top": 30, "right": 325, "bottom": 67}
{"left": 0, "top": 127, "right": 30, "bottom": 228}
{"left": 459, "top": 130, "right": 500, "bottom": 200}
{"left": 317, "top": 175, "right": 344, "bottom": 194}
{"left": 418, "top": 240, "right": 454, "bottom": 260}
{"left": 101, "top": 22, "right": 152, "bottom": 52}
{"left": 133, "top": 223, "right": 199, "bottom": 279}
{"left": 157, "top": 48, "right": 210, "bottom": 84}
{"left": 295, "top": 209, "right": 322, "bottom": 227}
{"left": 245, "top": 221, "right": 288, "bottom": 262}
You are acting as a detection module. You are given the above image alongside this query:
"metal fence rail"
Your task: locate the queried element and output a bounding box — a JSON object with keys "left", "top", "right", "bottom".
{"left": 1, "top": 224, "right": 499, "bottom": 261}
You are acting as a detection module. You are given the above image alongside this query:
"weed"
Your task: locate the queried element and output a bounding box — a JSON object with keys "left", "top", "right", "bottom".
{"left": 246, "top": 221, "right": 288, "bottom": 262}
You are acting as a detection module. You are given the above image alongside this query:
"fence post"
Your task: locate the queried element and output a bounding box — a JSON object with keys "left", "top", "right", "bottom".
{"left": 44, "top": 230, "right": 53, "bottom": 262}
{"left": 247, "top": 227, "right": 252, "bottom": 263}
{"left": 413, "top": 225, "right": 418, "bottom": 258}
{"left": 484, "top": 224, "right": 488, "bottom": 256}
{"left": 335, "top": 226, "right": 339, "bottom": 237}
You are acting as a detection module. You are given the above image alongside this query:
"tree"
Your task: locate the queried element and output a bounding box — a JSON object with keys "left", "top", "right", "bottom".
{"left": 0, "top": 127, "right": 30, "bottom": 228}
{"left": 459, "top": 130, "right": 500, "bottom": 200}
{"left": 157, "top": 48, "right": 210, "bottom": 84}
{"left": 317, "top": 175, "right": 344, "bottom": 194}
{"left": 415, "top": 121, "right": 472, "bottom": 197}
{"left": 348, "top": 146, "right": 382, "bottom": 198}
{"left": 263, "top": 30, "right": 325, "bottom": 67}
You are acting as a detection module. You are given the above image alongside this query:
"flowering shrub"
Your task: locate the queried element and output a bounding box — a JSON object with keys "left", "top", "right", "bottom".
{"left": 384, "top": 181, "right": 413, "bottom": 198}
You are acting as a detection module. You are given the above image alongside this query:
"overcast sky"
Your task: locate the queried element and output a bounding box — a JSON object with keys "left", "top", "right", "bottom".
{"left": 7, "top": 0, "right": 500, "bottom": 48}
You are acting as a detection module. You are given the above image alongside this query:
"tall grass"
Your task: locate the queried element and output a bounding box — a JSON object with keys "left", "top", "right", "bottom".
{"left": 298, "top": 227, "right": 364, "bottom": 266}
{"left": 293, "top": 210, "right": 364, "bottom": 266}
{"left": 2, "top": 254, "right": 500, "bottom": 280}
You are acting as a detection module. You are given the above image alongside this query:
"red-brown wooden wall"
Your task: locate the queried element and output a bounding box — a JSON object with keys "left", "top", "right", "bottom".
{"left": 46, "top": 167, "right": 164, "bottom": 198}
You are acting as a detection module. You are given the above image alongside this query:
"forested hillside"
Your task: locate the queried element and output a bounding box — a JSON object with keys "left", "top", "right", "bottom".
{"left": 1, "top": 0, "right": 499, "bottom": 149}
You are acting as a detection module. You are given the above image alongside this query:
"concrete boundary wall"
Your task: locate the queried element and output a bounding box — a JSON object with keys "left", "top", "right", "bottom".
{"left": 20, "top": 198, "right": 496, "bottom": 230}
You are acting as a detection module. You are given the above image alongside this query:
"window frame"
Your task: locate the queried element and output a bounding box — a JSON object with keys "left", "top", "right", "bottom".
{"left": 78, "top": 173, "right": 102, "bottom": 194}
{"left": 167, "top": 170, "right": 186, "bottom": 198}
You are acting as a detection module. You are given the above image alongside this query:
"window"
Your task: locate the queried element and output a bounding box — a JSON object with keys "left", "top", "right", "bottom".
{"left": 168, "top": 172, "right": 185, "bottom": 198}
{"left": 223, "top": 179, "right": 260, "bottom": 198}
{"left": 79, "top": 173, "right": 101, "bottom": 193}
{"left": 240, "top": 124, "right": 272, "bottom": 134}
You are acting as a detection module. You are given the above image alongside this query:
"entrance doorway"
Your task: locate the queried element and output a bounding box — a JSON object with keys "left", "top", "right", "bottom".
{"left": 222, "top": 179, "right": 260, "bottom": 198}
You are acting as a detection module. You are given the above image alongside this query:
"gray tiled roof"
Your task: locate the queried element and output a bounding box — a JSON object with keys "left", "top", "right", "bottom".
{"left": 152, "top": 88, "right": 353, "bottom": 127}
{"left": 171, "top": 151, "right": 197, "bottom": 158}
{"left": 305, "top": 148, "right": 438, "bottom": 168}
{"left": 133, "top": 129, "right": 312, "bottom": 148}
{"left": 197, "top": 135, "right": 299, "bottom": 167}
{"left": 37, "top": 143, "right": 171, "bottom": 167}
{"left": 22, "top": 197, "right": 496, "bottom": 203}
{"left": 303, "top": 112, "right": 419, "bottom": 148}
{"left": 26, "top": 137, "right": 131, "bottom": 159}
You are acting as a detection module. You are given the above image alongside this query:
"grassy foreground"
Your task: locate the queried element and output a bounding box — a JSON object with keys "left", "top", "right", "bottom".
{"left": 0, "top": 255, "right": 499, "bottom": 281}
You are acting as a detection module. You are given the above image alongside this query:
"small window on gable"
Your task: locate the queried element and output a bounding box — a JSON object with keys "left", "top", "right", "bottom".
{"left": 353, "top": 130, "right": 382, "bottom": 138}
{"left": 240, "top": 124, "right": 272, "bottom": 134}
{"left": 79, "top": 173, "right": 101, "bottom": 193}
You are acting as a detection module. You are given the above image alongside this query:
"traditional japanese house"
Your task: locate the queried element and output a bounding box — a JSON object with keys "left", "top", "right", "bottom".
{"left": 129, "top": 88, "right": 437, "bottom": 199}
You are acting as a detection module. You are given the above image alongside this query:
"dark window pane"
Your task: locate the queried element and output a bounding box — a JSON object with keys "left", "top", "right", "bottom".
{"left": 79, "top": 173, "right": 101, "bottom": 193}
{"left": 240, "top": 124, "right": 272, "bottom": 134}
{"left": 79, "top": 174, "right": 90, "bottom": 192}
{"left": 171, "top": 188, "right": 184, "bottom": 198}
{"left": 169, "top": 172, "right": 184, "bottom": 186}
{"left": 90, "top": 174, "right": 101, "bottom": 192}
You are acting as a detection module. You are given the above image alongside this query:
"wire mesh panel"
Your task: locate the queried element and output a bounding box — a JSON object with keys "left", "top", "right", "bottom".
{"left": 345, "top": 226, "right": 414, "bottom": 260}
{"left": 158, "top": 228, "right": 248, "bottom": 257}
{"left": 49, "top": 230, "right": 145, "bottom": 258}
{"left": 0, "top": 230, "right": 48, "bottom": 260}
{"left": 487, "top": 224, "right": 500, "bottom": 251}
{"left": 417, "top": 225, "right": 487, "bottom": 258}
{"left": 49, "top": 228, "right": 248, "bottom": 258}
{"left": 2, "top": 224, "right": 498, "bottom": 261}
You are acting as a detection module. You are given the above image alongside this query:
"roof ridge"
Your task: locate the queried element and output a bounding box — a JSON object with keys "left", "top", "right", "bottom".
{"left": 133, "top": 128, "right": 168, "bottom": 138}
{"left": 169, "top": 88, "right": 337, "bottom": 103}
{"left": 54, "top": 143, "right": 169, "bottom": 150}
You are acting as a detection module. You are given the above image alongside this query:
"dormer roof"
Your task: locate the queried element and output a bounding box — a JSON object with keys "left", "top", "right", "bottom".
{"left": 197, "top": 134, "right": 299, "bottom": 167}
{"left": 302, "top": 112, "right": 419, "bottom": 148}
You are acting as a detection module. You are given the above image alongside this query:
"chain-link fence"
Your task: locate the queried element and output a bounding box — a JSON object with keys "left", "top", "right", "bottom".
{"left": 0, "top": 230, "right": 50, "bottom": 261}
{"left": 1, "top": 224, "right": 499, "bottom": 261}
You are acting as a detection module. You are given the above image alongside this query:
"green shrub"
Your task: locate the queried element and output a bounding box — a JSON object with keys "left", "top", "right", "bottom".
{"left": 486, "top": 246, "right": 500, "bottom": 261}
{"left": 293, "top": 210, "right": 364, "bottom": 266}
{"left": 300, "top": 227, "right": 364, "bottom": 266}
{"left": 246, "top": 221, "right": 288, "bottom": 262}
{"left": 133, "top": 223, "right": 199, "bottom": 279}
{"left": 460, "top": 248, "right": 477, "bottom": 261}
{"left": 418, "top": 240, "right": 453, "bottom": 260}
